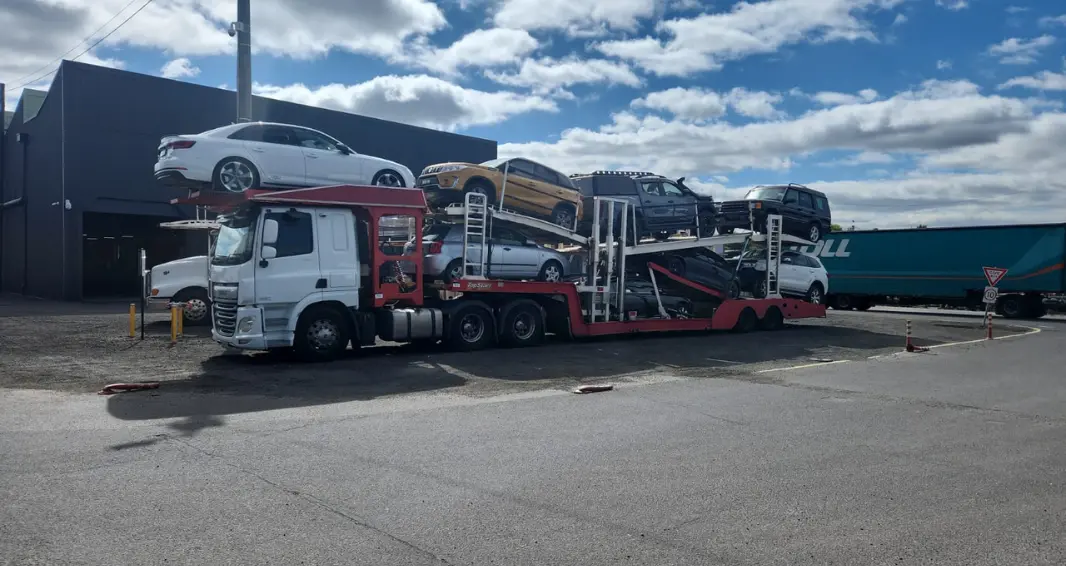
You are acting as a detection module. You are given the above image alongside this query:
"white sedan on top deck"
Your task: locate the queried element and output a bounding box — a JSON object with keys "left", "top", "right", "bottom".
{"left": 154, "top": 121, "right": 415, "bottom": 193}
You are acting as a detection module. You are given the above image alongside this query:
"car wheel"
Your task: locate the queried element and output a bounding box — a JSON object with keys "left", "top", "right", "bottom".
{"left": 538, "top": 260, "right": 563, "bottom": 282}
{"left": 753, "top": 278, "right": 768, "bottom": 299}
{"left": 500, "top": 303, "right": 545, "bottom": 348}
{"left": 293, "top": 305, "right": 350, "bottom": 362}
{"left": 806, "top": 282, "right": 824, "bottom": 305}
{"left": 808, "top": 222, "right": 822, "bottom": 243}
{"left": 698, "top": 217, "right": 716, "bottom": 238}
{"left": 672, "top": 300, "right": 693, "bottom": 319}
{"left": 372, "top": 169, "right": 406, "bottom": 187}
{"left": 446, "top": 305, "right": 495, "bottom": 351}
{"left": 667, "top": 256, "right": 686, "bottom": 277}
{"left": 727, "top": 279, "right": 741, "bottom": 300}
{"left": 443, "top": 259, "right": 464, "bottom": 284}
{"left": 212, "top": 157, "right": 260, "bottom": 193}
{"left": 551, "top": 204, "right": 577, "bottom": 230}
{"left": 463, "top": 181, "right": 496, "bottom": 206}
{"left": 173, "top": 288, "right": 211, "bottom": 326}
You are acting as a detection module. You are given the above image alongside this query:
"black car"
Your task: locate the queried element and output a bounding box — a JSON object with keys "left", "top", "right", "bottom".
{"left": 613, "top": 278, "right": 694, "bottom": 319}
{"left": 644, "top": 248, "right": 740, "bottom": 300}
{"left": 570, "top": 171, "right": 717, "bottom": 241}
{"left": 717, "top": 183, "right": 831, "bottom": 242}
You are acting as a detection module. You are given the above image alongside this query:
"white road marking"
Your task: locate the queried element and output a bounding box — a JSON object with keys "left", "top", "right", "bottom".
{"left": 706, "top": 358, "right": 743, "bottom": 364}
{"left": 866, "top": 325, "right": 1043, "bottom": 359}
{"left": 755, "top": 360, "right": 849, "bottom": 373}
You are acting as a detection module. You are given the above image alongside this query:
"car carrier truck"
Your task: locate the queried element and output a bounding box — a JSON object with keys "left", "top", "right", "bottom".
{"left": 174, "top": 184, "right": 826, "bottom": 361}
{"left": 789, "top": 223, "right": 1066, "bottom": 319}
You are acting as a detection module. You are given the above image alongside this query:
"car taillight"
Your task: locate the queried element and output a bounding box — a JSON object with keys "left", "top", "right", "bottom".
{"left": 169, "top": 140, "right": 196, "bottom": 150}
{"left": 428, "top": 241, "right": 443, "bottom": 254}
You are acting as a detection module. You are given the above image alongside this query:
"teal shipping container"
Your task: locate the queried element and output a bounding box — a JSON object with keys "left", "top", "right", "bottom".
{"left": 785, "top": 223, "right": 1066, "bottom": 319}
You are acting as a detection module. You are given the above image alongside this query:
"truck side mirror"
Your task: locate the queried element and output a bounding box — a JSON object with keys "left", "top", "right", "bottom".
{"left": 262, "top": 219, "right": 279, "bottom": 245}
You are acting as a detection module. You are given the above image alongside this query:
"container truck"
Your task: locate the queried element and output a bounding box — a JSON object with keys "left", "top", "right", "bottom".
{"left": 174, "top": 184, "right": 826, "bottom": 361}
{"left": 789, "top": 223, "right": 1066, "bottom": 319}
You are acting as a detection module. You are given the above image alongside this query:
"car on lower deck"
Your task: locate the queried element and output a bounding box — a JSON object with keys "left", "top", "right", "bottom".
{"left": 717, "top": 183, "right": 831, "bottom": 242}
{"left": 154, "top": 122, "right": 415, "bottom": 193}
{"left": 727, "top": 249, "right": 829, "bottom": 304}
{"left": 643, "top": 248, "right": 740, "bottom": 300}
{"left": 406, "top": 223, "right": 572, "bottom": 283}
{"left": 417, "top": 157, "right": 582, "bottom": 229}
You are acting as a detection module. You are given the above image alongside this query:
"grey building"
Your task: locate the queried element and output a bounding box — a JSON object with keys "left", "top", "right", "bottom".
{"left": 0, "top": 61, "right": 497, "bottom": 300}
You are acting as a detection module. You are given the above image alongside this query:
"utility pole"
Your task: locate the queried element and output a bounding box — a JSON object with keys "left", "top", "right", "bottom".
{"left": 235, "top": 0, "right": 252, "bottom": 122}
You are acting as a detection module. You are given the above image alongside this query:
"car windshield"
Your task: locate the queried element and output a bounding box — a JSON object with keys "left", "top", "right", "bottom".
{"left": 745, "top": 186, "right": 787, "bottom": 201}
{"left": 211, "top": 210, "right": 256, "bottom": 266}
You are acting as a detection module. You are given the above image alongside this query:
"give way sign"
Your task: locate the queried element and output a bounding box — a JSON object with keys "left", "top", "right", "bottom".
{"left": 983, "top": 266, "right": 1008, "bottom": 287}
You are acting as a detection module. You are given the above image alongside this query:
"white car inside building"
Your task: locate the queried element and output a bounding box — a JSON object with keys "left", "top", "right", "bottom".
{"left": 154, "top": 121, "right": 415, "bottom": 192}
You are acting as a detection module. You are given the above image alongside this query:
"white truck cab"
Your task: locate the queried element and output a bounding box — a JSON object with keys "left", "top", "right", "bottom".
{"left": 147, "top": 255, "right": 211, "bottom": 324}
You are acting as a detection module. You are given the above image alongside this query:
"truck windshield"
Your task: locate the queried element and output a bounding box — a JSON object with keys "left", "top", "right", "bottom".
{"left": 745, "top": 187, "right": 786, "bottom": 201}
{"left": 211, "top": 211, "right": 256, "bottom": 266}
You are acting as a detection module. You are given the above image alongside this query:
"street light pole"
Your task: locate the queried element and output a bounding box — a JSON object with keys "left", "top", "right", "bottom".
{"left": 235, "top": 0, "right": 252, "bottom": 122}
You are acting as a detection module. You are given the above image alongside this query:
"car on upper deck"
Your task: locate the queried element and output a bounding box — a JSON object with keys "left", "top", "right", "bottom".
{"left": 716, "top": 183, "right": 831, "bottom": 243}
{"left": 416, "top": 157, "right": 582, "bottom": 230}
{"left": 568, "top": 171, "right": 717, "bottom": 241}
{"left": 154, "top": 122, "right": 415, "bottom": 193}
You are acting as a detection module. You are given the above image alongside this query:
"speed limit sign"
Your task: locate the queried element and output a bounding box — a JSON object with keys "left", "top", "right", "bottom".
{"left": 983, "top": 286, "right": 999, "bottom": 304}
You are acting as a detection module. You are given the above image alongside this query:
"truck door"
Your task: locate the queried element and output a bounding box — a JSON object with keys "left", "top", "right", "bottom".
{"left": 315, "top": 209, "right": 360, "bottom": 305}
{"left": 255, "top": 207, "right": 322, "bottom": 333}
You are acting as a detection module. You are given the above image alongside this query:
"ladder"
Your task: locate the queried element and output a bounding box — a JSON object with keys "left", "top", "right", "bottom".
{"left": 461, "top": 191, "right": 489, "bottom": 279}
{"left": 764, "top": 214, "right": 783, "bottom": 298}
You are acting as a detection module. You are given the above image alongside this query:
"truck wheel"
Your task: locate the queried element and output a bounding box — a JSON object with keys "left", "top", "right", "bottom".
{"left": 759, "top": 306, "right": 784, "bottom": 330}
{"left": 830, "top": 295, "right": 853, "bottom": 310}
{"left": 294, "top": 306, "right": 350, "bottom": 362}
{"left": 446, "top": 305, "right": 495, "bottom": 351}
{"left": 998, "top": 295, "right": 1024, "bottom": 318}
{"left": 500, "top": 303, "right": 545, "bottom": 348}
{"left": 732, "top": 307, "right": 758, "bottom": 333}
{"left": 174, "top": 288, "right": 211, "bottom": 326}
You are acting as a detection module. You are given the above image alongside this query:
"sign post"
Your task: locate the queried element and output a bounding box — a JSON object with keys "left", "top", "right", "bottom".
{"left": 981, "top": 266, "right": 1008, "bottom": 328}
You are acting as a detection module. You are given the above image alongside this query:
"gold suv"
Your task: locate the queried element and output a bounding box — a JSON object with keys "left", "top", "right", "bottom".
{"left": 417, "top": 157, "right": 582, "bottom": 229}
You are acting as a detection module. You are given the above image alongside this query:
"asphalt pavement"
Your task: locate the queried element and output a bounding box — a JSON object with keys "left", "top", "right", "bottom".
{"left": 0, "top": 310, "right": 1063, "bottom": 565}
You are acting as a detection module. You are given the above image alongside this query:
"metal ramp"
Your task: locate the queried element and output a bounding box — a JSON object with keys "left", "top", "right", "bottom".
{"left": 460, "top": 192, "right": 490, "bottom": 279}
{"left": 764, "top": 215, "right": 783, "bottom": 298}
{"left": 437, "top": 202, "right": 589, "bottom": 246}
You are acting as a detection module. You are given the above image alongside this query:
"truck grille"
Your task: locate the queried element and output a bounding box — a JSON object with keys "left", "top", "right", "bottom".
{"left": 213, "top": 298, "right": 238, "bottom": 337}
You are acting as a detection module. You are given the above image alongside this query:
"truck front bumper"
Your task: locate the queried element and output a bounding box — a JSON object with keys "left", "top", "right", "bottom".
{"left": 212, "top": 305, "right": 269, "bottom": 351}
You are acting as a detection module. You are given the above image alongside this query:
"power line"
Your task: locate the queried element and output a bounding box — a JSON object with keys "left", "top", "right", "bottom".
{"left": 8, "top": 0, "right": 155, "bottom": 93}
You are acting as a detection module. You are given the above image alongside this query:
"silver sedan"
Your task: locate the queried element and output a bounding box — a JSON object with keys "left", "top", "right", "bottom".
{"left": 406, "top": 223, "right": 571, "bottom": 283}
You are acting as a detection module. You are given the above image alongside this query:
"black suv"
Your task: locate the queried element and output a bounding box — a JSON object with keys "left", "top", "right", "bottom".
{"left": 569, "top": 171, "right": 717, "bottom": 240}
{"left": 717, "top": 184, "right": 831, "bottom": 242}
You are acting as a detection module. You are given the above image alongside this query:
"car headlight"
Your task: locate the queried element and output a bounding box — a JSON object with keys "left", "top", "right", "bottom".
{"left": 430, "top": 164, "right": 464, "bottom": 174}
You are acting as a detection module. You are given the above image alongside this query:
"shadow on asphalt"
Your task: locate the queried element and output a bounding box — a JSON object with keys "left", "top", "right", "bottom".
{"left": 105, "top": 323, "right": 926, "bottom": 431}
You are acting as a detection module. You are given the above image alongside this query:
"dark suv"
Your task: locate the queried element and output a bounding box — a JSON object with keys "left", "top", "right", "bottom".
{"left": 569, "top": 171, "right": 717, "bottom": 240}
{"left": 717, "top": 184, "right": 831, "bottom": 242}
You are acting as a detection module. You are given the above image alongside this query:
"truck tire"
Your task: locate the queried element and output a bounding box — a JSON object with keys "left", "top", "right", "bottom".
{"left": 173, "top": 288, "right": 211, "bottom": 326}
{"left": 732, "top": 307, "right": 758, "bottom": 333}
{"left": 830, "top": 294, "right": 854, "bottom": 310}
{"left": 759, "top": 306, "right": 784, "bottom": 330}
{"left": 499, "top": 302, "right": 545, "bottom": 348}
{"left": 293, "top": 305, "right": 351, "bottom": 362}
{"left": 998, "top": 295, "right": 1024, "bottom": 319}
{"left": 446, "top": 305, "right": 495, "bottom": 351}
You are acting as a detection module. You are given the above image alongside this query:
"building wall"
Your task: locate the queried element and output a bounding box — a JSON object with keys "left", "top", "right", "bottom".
{"left": 0, "top": 71, "right": 65, "bottom": 298}
{"left": 7, "top": 61, "right": 497, "bottom": 300}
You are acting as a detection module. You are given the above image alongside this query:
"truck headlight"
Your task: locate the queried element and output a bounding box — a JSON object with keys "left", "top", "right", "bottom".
{"left": 237, "top": 317, "right": 256, "bottom": 333}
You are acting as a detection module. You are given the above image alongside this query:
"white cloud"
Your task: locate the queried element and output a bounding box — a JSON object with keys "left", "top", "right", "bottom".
{"left": 819, "top": 151, "right": 895, "bottom": 167}
{"left": 999, "top": 70, "right": 1066, "bottom": 91}
{"left": 252, "top": 75, "right": 557, "bottom": 131}
{"left": 935, "top": 0, "right": 968, "bottom": 10}
{"left": 805, "top": 88, "right": 880, "bottom": 106}
{"left": 492, "top": 0, "right": 657, "bottom": 36}
{"left": 485, "top": 57, "right": 643, "bottom": 95}
{"left": 987, "top": 35, "right": 1056, "bottom": 65}
{"left": 1006, "top": 6, "right": 1028, "bottom": 14}
{"left": 631, "top": 87, "right": 787, "bottom": 121}
{"left": 891, "top": 13, "right": 907, "bottom": 26}
{"left": 593, "top": 0, "right": 903, "bottom": 77}
{"left": 403, "top": 28, "right": 538, "bottom": 75}
{"left": 160, "top": 57, "right": 200, "bottom": 79}
{"left": 937, "top": 59, "right": 952, "bottom": 70}
{"left": 1038, "top": 14, "right": 1066, "bottom": 27}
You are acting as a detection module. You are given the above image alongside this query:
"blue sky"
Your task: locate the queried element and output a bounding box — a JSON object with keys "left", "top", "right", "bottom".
{"left": 3, "top": 0, "right": 1066, "bottom": 228}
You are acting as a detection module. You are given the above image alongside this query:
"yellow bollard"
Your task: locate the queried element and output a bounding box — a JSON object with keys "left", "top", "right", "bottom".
{"left": 170, "top": 306, "right": 178, "bottom": 344}
{"left": 128, "top": 303, "right": 136, "bottom": 338}
{"left": 177, "top": 304, "right": 184, "bottom": 337}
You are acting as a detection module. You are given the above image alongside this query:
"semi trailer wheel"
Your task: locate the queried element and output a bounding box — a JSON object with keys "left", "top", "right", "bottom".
{"left": 499, "top": 303, "right": 545, "bottom": 348}
{"left": 759, "top": 306, "right": 784, "bottom": 330}
{"left": 732, "top": 307, "right": 758, "bottom": 333}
